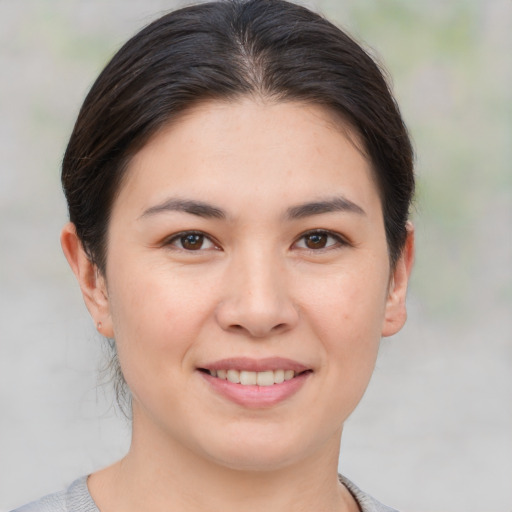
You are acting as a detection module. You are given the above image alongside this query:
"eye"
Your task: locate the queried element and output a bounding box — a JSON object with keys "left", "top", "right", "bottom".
{"left": 294, "top": 230, "right": 346, "bottom": 251}
{"left": 166, "top": 231, "right": 217, "bottom": 251}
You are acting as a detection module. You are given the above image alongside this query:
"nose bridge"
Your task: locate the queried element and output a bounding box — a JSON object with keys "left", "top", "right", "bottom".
{"left": 216, "top": 244, "right": 298, "bottom": 337}
{"left": 240, "top": 246, "right": 282, "bottom": 306}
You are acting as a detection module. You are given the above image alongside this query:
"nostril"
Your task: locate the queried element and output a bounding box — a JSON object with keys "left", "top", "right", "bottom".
{"left": 227, "top": 322, "right": 288, "bottom": 338}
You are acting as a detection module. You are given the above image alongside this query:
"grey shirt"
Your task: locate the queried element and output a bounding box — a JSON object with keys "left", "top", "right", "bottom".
{"left": 12, "top": 475, "right": 398, "bottom": 512}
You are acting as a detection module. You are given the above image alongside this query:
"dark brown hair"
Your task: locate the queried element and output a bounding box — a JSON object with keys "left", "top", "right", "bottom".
{"left": 62, "top": 0, "right": 414, "bottom": 274}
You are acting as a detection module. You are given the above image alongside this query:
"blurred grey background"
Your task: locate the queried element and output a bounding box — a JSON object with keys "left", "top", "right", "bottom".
{"left": 1, "top": 1, "right": 511, "bottom": 511}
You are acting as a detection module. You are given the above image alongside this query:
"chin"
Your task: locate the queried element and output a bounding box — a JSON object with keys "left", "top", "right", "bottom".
{"left": 208, "top": 447, "right": 301, "bottom": 473}
{"left": 196, "top": 425, "right": 323, "bottom": 473}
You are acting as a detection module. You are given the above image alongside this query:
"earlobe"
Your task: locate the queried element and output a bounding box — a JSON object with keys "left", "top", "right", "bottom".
{"left": 60, "top": 222, "right": 114, "bottom": 338}
{"left": 381, "top": 222, "right": 415, "bottom": 338}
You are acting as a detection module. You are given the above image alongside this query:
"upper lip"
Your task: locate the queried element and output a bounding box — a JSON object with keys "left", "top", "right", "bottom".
{"left": 198, "top": 357, "right": 310, "bottom": 373}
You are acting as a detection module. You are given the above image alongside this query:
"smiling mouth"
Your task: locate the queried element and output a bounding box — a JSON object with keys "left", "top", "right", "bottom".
{"left": 199, "top": 368, "right": 311, "bottom": 386}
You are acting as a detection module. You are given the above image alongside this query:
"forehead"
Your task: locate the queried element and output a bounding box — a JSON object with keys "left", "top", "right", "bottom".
{"left": 116, "top": 98, "right": 380, "bottom": 218}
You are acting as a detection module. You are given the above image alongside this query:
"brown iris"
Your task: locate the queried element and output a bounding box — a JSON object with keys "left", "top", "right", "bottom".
{"left": 304, "top": 232, "right": 329, "bottom": 249}
{"left": 180, "top": 233, "right": 204, "bottom": 250}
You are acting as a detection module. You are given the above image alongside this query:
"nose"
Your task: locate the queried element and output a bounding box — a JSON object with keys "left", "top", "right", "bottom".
{"left": 215, "top": 250, "right": 299, "bottom": 338}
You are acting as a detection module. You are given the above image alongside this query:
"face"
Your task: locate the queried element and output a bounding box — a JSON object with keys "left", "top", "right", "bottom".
{"left": 65, "top": 99, "right": 412, "bottom": 471}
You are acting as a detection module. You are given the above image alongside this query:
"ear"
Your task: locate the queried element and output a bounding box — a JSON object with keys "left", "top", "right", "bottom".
{"left": 60, "top": 222, "right": 114, "bottom": 338}
{"left": 381, "top": 222, "right": 415, "bottom": 338}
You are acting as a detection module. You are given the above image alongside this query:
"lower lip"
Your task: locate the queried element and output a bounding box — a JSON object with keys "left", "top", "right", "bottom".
{"left": 199, "top": 371, "right": 311, "bottom": 408}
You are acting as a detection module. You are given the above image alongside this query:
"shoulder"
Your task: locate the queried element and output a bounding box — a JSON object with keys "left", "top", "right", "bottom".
{"left": 339, "top": 475, "right": 400, "bottom": 512}
{"left": 10, "top": 477, "right": 99, "bottom": 512}
{"left": 10, "top": 489, "right": 67, "bottom": 512}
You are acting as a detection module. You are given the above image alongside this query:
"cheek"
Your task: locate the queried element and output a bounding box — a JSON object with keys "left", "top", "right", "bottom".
{"left": 106, "top": 261, "right": 216, "bottom": 384}
{"left": 309, "top": 281, "right": 387, "bottom": 422}
{"left": 298, "top": 263, "right": 389, "bottom": 394}
{"left": 301, "top": 264, "right": 389, "bottom": 342}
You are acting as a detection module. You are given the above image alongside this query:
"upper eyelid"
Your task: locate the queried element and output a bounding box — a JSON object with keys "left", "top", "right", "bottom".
{"left": 164, "top": 230, "right": 219, "bottom": 248}
{"left": 166, "top": 229, "right": 208, "bottom": 238}
{"left": 294, "top": 229, "right": 348, "bottom": 244}
{"left": 291, "top": 230, "right": 353, "bottom": 254}
{"left": 161, "top": 229, "right": 348, "bottom": 249}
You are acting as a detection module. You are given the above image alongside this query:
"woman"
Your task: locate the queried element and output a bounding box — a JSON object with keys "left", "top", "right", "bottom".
{"left": 13, "top": 0, "right": 414, "bottom": 511}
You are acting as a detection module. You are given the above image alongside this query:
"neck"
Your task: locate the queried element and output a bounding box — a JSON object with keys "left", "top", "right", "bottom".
{"left": 88, "top": 409, "right": 358, "bottom": 512}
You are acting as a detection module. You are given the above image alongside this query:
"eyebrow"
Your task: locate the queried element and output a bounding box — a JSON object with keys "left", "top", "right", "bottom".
{"left": 139, "top": 195, "right": 365, "bottom": 221}
{"left": 285, "top": 196, "right": 366, "bottom": 219}
{"left": 140, "top": 198, "right": 226, "bottom": 219}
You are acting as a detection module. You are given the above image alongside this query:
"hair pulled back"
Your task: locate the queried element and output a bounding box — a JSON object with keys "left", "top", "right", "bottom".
{"left": 62, "top": 0, "right": 414, "bottom": 274}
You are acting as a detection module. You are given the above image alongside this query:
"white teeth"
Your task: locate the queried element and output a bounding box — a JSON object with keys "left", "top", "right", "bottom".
{"left": 274, "top": 369, "right": 285, "bottom": 384}
{"left": 210, "top": 369, "right": 298, "bottom": 385}
{"left": 240, "top": 371, "right": 257, "bottom": 385}
{"left": 226, "top": 369, "right": 240, "bottom": 384}
{"left": 256, "top": 370, "right": 275, "bottom": 386}
{"left": 284, "top": 370, "right": 295, "bottom": 381}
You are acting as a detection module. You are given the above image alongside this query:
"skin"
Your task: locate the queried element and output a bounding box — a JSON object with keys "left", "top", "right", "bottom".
{"left": 62, "top": 98, "right": 414, "bottom": 512}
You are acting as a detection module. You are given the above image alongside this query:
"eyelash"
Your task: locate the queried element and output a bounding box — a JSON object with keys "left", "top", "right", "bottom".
{"left": 164, "top": 229, "right": 348, "bottom": 253}
{"left": 164, "top": 231, "right": 219, "bottom": 252}
{"left": 293, "top": 229, "right": 348, "bottom": 252}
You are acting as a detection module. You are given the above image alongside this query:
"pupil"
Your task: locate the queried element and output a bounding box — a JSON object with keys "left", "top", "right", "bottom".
{"left": 306, "top": 233, "right": 327, "bottom": 249}
{"left": 182, "top": 234, "right": 203, "bottom": 250}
